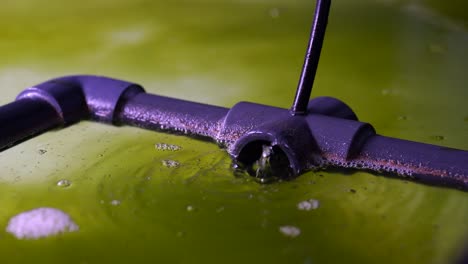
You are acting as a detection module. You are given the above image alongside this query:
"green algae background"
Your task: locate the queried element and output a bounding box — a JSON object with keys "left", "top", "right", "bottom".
{"left": 0, "top": 0, "right": 467, "bottom": 263}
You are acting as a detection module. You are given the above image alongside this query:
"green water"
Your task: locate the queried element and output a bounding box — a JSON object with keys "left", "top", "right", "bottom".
{"left": 0, "top": 0, "right": 467, "bottom": 263}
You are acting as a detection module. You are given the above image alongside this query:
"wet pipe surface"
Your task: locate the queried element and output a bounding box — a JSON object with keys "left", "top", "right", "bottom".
{"left": 2, "top": 74, "right": 467, "bottom": 189}
{"left": 0, "top": 0, "right": 467, "bottom": 263}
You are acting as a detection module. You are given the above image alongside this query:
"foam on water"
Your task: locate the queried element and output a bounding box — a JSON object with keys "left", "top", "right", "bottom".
{"left": 279, "top": 225, "right": 301, "bottom": 238}
{"left": 162, "top": 159, "right": 180, "bottom": 168}
{"left": 6, "top": 207, "right": 79, "bottom": 239}
{"left": 155, "top": 143, "right": 182, "bottom": 151}
{"left": 297, "top": 199, "right": 320, "bottom": 211}
{"left": 110, "top": 200, "right": 121, "bottom": 206}
{"left": 318, "top": 155, "right": 417, "bottom": 179}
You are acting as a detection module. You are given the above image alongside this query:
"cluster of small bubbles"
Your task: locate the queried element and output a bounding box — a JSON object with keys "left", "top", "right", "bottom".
{"left": 6, "top": 207, "right": 79, "bottom": 239}
{"left": 297, "top": 199, "right": 320, "bottom": 211}
{"left": 110, "top": 200, "right": 121, "bottom": 206}
{"left": 279, "top": 225, "right": 301, "bottom": 238}
{"left": 162, "top": 159, "right": 180, "bottom": 168}
{"left": 332, "top": 157, "right": 418, "bottom": 178}
{"left": 37, "top": 149, "right": 47, "bottom": 155}
{"left": 56, "top": 179, "right": 72, "bottom": 188}
{"left": 155, "top": 143, "right": 182, "bottom": 151}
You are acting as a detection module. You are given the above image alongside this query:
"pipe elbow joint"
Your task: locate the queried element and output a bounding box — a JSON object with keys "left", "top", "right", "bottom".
{"left": 16, "top": 75, "right": 145, "bottom": 125}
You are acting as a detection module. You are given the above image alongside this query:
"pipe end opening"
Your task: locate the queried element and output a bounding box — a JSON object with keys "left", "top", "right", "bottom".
{"left": 234, "top": 140, "right": 293, "bottom": 183}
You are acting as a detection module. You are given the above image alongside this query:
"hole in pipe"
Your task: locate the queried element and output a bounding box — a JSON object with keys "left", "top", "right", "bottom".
{"left": 235, "top": 140, "right": 293, "bottom": 183}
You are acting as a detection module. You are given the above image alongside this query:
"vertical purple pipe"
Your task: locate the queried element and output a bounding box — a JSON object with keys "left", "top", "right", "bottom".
{"left": 291, "top": 0, "right": 331, "bottom": 115}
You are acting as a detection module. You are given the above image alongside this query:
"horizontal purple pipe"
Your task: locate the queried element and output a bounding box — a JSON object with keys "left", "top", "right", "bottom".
{"left": 0, "top": 75, "right": 467, "bottom": 190}
{"left": 117, "top": 93, "right": 228, "bottom": 139}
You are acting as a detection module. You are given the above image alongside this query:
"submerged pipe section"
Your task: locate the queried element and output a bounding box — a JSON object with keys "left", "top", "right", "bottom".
{"left": 0, "top": 74, "right": 467, "bottom": 190}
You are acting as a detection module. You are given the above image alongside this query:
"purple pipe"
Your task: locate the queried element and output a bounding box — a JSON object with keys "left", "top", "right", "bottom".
{"left": 0, "top": 0, "right": 467, "bottom": 190}
{"left": 117, "top": 93, "right": 228, "bottom": 139}
{"left": 0, "top": 75, "right": 466, "bottom": 190}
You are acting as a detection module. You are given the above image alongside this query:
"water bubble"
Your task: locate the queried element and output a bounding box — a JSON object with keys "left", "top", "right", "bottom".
{"left": 297, "top": 199, "right": 320, "bottom": 211}
{"left": 37, "top": 149, "right": 47, "bottom": 155}
{"left": 279, "top": 225, "right": 301, "bottom": 238}
{"left": 155, "top": 143, "right": 182, "bottom": 151}
{"left": 110, "top": 200, "right": 121, "bottom": 206}
{"left": 162, "top": 159, "right": 180, "bottom": 168}
{"left": 56, "top": 179, "right": 72, "bottom": 188}
{"left": 186, "top": 205, "right": 195, "bottom": 212}
{"left": 397, "top": 115, "right": 408, "bottom": 121}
